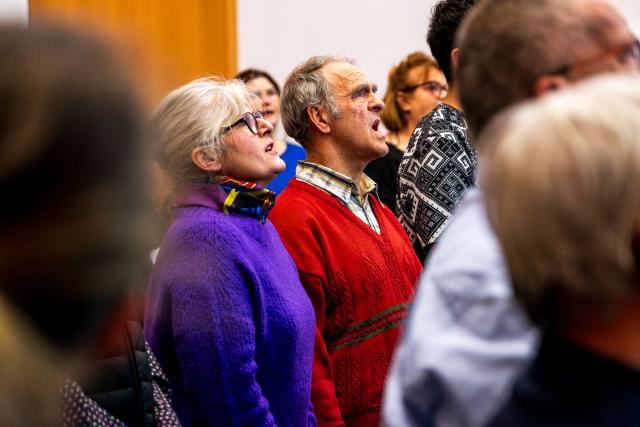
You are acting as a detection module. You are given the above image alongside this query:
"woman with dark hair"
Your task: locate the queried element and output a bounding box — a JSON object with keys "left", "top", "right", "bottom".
{"left": 145, "top": 77, "right": 316, "bottom": 426}
{"left": 236, "top": 68, "right": 307, "bottom": 194}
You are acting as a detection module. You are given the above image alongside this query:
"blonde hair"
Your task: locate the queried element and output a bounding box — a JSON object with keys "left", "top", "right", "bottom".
{"left": 153, "top": 77, "right": 258, "bottom": 186}
{"left": 381, "top": 52, "right": 441, "bottom": 132}
{"left": 481, "top": 74, "right": 640, "bottom": 327}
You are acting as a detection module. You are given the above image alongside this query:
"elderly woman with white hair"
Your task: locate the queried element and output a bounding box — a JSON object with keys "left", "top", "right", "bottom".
{"left": 144, "top": 77, "right": 316, "bottom": 427}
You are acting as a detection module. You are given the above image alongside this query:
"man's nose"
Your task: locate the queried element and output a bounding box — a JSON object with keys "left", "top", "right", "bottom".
{"left": 370, "top": 93, "right": 384, "bottom": 112}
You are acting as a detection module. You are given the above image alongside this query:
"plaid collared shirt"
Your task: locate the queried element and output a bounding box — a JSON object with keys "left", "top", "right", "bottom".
{"left": 296, "top": 161, "right": 381, "bottom": 233}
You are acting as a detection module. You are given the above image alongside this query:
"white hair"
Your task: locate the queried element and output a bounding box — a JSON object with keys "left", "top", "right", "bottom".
{"left": 153, "top": 76, "right": 258, "bottom": 185}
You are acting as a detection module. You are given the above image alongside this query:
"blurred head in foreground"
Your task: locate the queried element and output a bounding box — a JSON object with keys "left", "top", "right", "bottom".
{"left": 481, "top": 74, "right": 640, "bottom": 330}
{"left": 458, "top": 0, "right": 640, "bottom": 139}
{"left": 0, "top": 22, "right": 149, "bottom": 352}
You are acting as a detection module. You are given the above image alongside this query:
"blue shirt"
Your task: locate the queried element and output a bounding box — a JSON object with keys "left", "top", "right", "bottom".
{"left": 383, "top": 187, "right": 539, "bottom": 427}
{"left": 268, "top": 142, "right": 307, "bottom": 195}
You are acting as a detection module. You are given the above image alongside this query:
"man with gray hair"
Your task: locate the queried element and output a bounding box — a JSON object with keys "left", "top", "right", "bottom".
{"left": 384, "top": 0, "right": 640, "bottom": 426}
{"left": 270, "top": 56, "right": 422, "bottom": 427}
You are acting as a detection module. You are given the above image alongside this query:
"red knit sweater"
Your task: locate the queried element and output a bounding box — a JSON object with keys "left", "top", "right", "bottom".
{"left": 271, "top": 179, "right": 422, "bottom": 427}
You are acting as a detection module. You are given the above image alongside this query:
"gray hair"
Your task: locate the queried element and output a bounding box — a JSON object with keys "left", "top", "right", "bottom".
{"left": 457, "top": 0, "right": 627, "bottom": 138}
{"left": 481, "top": 74, "right": 640, "bottom": 328}
{"left": 152, "top": 77, "right": 258, "bottom": 186}
{"left": 281, "top": 55, "right": 353, "bottom": 147}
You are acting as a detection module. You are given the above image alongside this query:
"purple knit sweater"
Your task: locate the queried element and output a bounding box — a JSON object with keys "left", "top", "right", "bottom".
{"left": 144, "top": 183, "right": 316, "bottom": 427}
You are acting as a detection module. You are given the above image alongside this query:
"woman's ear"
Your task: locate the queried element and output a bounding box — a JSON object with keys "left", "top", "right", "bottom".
{"left": 307, "top": 105, "right": 331, "bottom": 135}
{"left": 191, "top": 147, "right": 221, "bottom": 173}
{"left": 396, "top": 91, "right": 412, "bottom": 113}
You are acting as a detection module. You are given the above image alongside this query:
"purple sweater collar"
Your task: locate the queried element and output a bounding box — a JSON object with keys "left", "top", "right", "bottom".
{"left": 174, "top": 183, "right": 228, "bottom": 211}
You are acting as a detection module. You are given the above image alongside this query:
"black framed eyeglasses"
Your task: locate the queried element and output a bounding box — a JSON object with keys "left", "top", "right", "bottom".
{"left": 400, "top": 81, "right": 448, "bottom": 95}
{"left": 223, "top": 111, "right": 264, "bottom": 135}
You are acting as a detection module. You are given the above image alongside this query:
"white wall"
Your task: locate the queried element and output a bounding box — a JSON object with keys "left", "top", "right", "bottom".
{"left": 0, "top": 0, "right": 28, "bottom": 23}
{"left": 238, "top": 0, "right": 640, "bottom": 95}
{"left": 238, "top": 0, "right": 435, "bottom": 95}
{"left": 613, "top": 0, "right": 640, "bottom": 35}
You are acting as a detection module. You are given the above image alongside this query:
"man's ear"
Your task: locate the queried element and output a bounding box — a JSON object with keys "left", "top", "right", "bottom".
{"left": 396, "top": 91, "right": 411, "bottom": 113}
{"left": 533, "top": 75, "right": 570, "bottom": 97}
{"left": 307, "top": 105, "right": 331, "bottom": 135}
{"left": 450, "top": 48, "right": 460, "bottom": 68}
{"left": 191, "top": 147, "right": 222, "bottom": 173}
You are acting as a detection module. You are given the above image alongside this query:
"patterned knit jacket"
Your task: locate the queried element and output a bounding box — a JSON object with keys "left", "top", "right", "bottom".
{"left": 271, "top": 179, "right": 422, "bottom": 427}
{"left": 144, "top": 183, "right": 316, "bottom": 427}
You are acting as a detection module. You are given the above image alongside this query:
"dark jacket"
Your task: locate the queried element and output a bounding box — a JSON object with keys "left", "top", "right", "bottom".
{"left": 79, "top": 318, "right": 156, "bottom": 426}
{"left": 72, "top": 297, "right": 179, "bottom": 426}
{"left": 486, "top": 333, "right": 640, "bottom": 427}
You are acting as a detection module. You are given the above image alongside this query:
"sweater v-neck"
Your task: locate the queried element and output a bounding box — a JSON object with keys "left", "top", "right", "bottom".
{"left": 288, "top": 178, "right": 390, "bottom": 241}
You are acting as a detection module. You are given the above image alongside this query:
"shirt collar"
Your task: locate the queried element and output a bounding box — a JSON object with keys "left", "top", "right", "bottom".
{"left": 296, "top": 161, "right": 378, "bottom": 205}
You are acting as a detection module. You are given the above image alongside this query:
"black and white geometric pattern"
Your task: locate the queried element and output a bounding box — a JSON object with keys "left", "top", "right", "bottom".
{"left": 397, "top": 103, "right": 477, "bottom": 253}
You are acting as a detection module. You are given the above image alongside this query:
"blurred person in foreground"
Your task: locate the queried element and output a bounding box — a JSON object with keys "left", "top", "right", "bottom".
{"left": 144, "top": 77, "right": 316, "bottom": 426}
{"left": 0, "top": 294, "right": 60, "bottom": 426}
{"left": 396, "top": 0, "right": 478, "bottom": 260}
{"left": 236, "top": 68, "right": 307, "bottom": 194}
{"left": 270, "top": 55, "right": 422, "bottom": 427}
{"left": 364, "top": 52, "right": 446, "bottom": 213}
{"left": 384, "top": 0, "right": 640, "bottom": 426}
{"left": 0, "top": 23, "right": 179, "bottom": 426}
{"left": 482, "top": 73, "right": 640, "bottom": 427}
